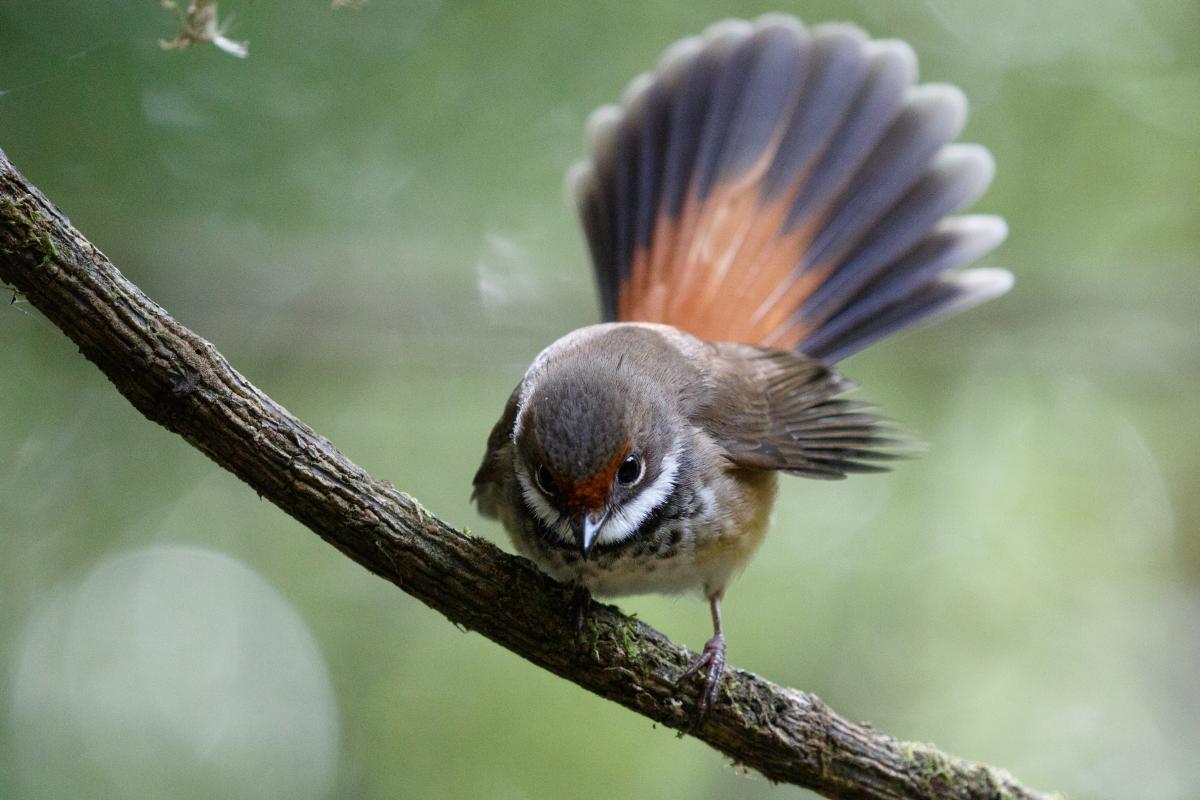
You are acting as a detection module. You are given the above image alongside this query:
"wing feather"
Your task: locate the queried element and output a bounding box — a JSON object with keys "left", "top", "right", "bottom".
{"left": 700, "top": 343, "right": 912, "bottom": 478}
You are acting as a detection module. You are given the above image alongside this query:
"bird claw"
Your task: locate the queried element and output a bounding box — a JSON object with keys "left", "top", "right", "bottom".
{"left": 677, "top": 632, "right": 726, "bottom": 722}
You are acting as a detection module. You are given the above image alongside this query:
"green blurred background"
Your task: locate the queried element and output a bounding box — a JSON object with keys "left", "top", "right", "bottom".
{"left": 1, "top": 2, "right": 1197, "bottom": 798}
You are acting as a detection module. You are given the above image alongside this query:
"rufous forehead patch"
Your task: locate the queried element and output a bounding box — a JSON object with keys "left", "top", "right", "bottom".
{"left": 560, "top": 448, "right": 628, "bottom": 512}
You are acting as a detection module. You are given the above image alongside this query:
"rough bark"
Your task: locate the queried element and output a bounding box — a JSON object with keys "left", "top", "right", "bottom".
{"left": 0, "top": 149, "right": 1056, "bottom": 800}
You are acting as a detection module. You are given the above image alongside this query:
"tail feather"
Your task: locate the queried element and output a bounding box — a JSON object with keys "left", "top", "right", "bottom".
{"left": 795, "top": 85, "right": 967, "bottom": 277}
{"left": 775, "top": 36, "right": 914, "bottom": 236}
{"left": 796, "top": 144, "right": 995, "bottom": 329}
{"left": 806, "top": 267, "right": 1013, "bottom": 362}
{"left": 570, "top": 15, "right": 1010, "bottom": 363}
{"left": 760, "top": 25, "right": 876, "bottom": 201}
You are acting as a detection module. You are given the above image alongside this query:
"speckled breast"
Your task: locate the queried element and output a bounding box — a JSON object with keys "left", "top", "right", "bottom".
{"left": 503, "top": 466, "right": 777, "bottom": 598}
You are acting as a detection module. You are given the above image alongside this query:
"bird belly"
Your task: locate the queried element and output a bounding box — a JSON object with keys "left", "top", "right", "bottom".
{"left": 551, "top": 546, "right": 715, "bottom": 597}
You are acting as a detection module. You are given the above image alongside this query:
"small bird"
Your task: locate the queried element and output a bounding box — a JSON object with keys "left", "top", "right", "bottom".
{"left": 472, "top": 15, "right": 1010, "bottom": 715}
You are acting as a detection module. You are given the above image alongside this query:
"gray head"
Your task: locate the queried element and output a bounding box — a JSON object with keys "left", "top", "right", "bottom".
{"left": 514, "top": 357, "right": 680, "bottom": 557}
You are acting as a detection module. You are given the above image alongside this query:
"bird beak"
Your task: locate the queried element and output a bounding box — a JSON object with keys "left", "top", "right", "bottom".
{"left": 571, "top": 507, "right": 610, "bottom": 560}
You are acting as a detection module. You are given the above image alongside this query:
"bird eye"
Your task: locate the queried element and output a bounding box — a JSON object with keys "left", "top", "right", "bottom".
{"left": 616, "top": 454, "right": 643, "bottom": 486}
{"left": 534, "top": 464, "right": 556, "bottom": 496}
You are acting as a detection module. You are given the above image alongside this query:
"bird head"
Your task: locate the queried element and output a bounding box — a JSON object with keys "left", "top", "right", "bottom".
{"left": 513, "top": 360, "right": 680, "bottom": 557}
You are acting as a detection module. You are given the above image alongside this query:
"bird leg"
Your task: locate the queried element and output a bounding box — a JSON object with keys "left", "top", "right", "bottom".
{"left": 677, "top": 589, "right": 726, "bottom": 719}
{"left": 568, "top": 583, "right": 592, "bottom": 639}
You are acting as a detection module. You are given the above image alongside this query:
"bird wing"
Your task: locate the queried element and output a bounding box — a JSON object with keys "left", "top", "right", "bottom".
{"left": 569, "top": 15, "right": 1009, "bottom": 363}
{"left": 697, "top": 342, "right": 909, "bottom": 478}
{"left": 471, "top": 383, "right": 521, "bottom": 519}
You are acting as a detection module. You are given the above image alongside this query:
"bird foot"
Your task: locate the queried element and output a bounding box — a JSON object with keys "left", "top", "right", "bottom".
{"left": 677, "top": 631, "right": 726, "bottom": 721}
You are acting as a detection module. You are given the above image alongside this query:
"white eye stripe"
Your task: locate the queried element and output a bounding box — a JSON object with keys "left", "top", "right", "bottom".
{"left": 515, "top": 462, "right": 573, "bottom": 544}
{"left": 596, "top": 443, "right": 681, "bottom": 546}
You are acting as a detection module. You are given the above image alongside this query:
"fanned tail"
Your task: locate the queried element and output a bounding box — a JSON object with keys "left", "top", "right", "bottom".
{"left": 569, "top": 15, "right": 1010, "bottom": 363}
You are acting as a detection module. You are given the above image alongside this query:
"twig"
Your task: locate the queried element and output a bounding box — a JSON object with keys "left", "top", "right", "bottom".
{"left": 158, "top": 0, "right": 248, "bottom": 58}
{"left": 0, "top": 148, "right": 1056, "bottom": 800}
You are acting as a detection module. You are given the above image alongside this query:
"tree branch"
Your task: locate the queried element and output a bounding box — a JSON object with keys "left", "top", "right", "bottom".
{"left": 0, "top": 149, "right": 1055, "bottom": 800}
